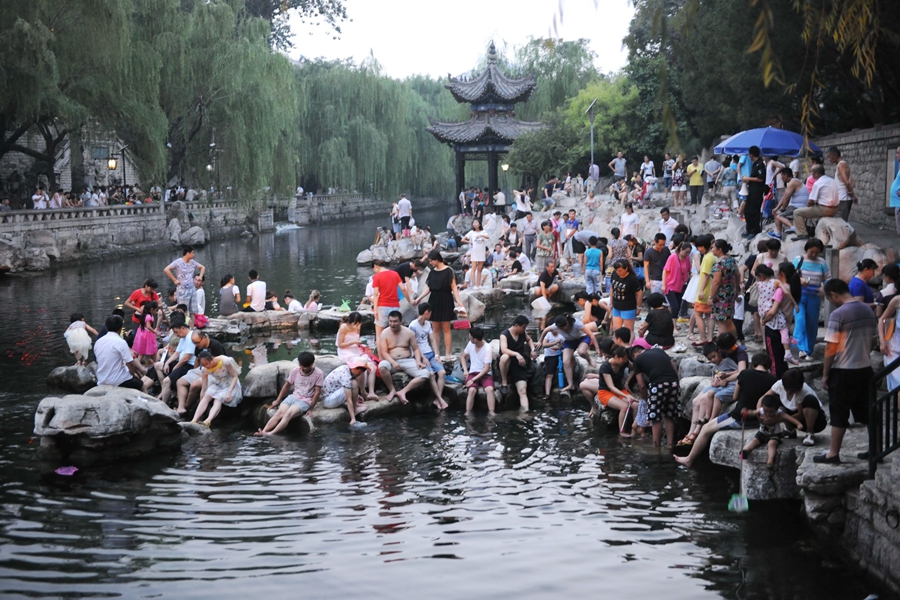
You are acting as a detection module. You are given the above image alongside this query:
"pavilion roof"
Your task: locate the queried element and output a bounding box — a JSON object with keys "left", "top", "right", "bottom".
{"left": 427, "top": 114, "right": 544, "bottom": 145}
{"left": 446, "top": 42, "right": 536, "bottom": 104}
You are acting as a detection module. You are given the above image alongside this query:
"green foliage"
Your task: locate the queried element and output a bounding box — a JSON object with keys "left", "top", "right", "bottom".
{"left": 507, "top": 111, "right": 582, "bottom": 180}
{"left": 565, "top": 77, "right": 639, "bottom": 158}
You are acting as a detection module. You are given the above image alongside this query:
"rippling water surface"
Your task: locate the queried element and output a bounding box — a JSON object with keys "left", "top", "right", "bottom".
{"left": 0, "top": 207, "right": 877, "bottom": 599}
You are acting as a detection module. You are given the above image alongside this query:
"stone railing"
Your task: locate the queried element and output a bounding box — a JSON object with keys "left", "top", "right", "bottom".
{"left": 0, "top": 204, "right": 163, "bottom": 225}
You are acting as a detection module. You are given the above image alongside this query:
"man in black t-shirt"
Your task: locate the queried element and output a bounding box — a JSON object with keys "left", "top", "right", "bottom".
{"left": 643, "top": 233, "right": 671, "bottom": 294}
{"left": 393, "top": 259, "right": 422, "bottom": 302}
{"left": 675, "top": 353, "right": 776, "bottom": 467}
{"left": 632, "top": 345, "right": 680, "bottom": 447}
{"left": 742, "top": 145, "right": 767, "bottom": 237}
{"left": 535, "top": 261, "right": 560, "bottom": 300}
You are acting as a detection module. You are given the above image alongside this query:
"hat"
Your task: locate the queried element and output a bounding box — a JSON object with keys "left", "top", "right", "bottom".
{"left": 347, "top": 357, "right": 368, "bottom": 370}
{"left": 632, "top": 338, "right": 652, "bottom": 350}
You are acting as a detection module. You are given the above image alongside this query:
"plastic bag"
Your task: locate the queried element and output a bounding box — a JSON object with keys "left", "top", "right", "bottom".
{"left": 531, "top": 296, "right": 551, "bottom": 311}
{"left": 447, "top": 361, "right": 465, "bottom": 384}
{"left": 338, "top": 299, "right": 351, "bottom": 312}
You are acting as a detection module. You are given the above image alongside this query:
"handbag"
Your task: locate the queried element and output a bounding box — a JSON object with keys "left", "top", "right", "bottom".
{"left": 747, "top": 282, "right": 759, "bottom": 306}
{"left": 194, "top": 313, "right": 209, "bottom": 328}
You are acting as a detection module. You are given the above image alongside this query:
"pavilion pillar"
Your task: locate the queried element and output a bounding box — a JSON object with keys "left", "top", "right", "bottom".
{"left": 455, "top": 152, "right": 466, "bottom": 213}
{"left": 487, "top": 151, "right": 498, "bottom": 205}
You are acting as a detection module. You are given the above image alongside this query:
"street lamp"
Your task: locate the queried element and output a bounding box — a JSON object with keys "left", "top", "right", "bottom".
{"left": 585, "top": 98, "right": 597, "bottom": 168}
{"left": 107, "top": 157, "right": 118, "bottom": 170}
{"left": 501, "top": 163, "right": 509, "bottom": 171}
{"left": 107, "top": 146, "right": 128, "bottom": 188}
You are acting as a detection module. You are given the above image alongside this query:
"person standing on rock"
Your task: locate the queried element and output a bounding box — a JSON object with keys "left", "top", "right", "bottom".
{"left": 164, "top": 246, "right": 205, "bottom": 313}
{"left": 610, "top": 259, "right": 642, "bottom": 336}
{"left": 740, "top": 146, "right": 766, "bottom": 238}
{"left": 372, "top": 260, "right": 403, "bottom": 342}
{"left": 377, "top": 310, "right": 431, "bottom": 404}
{"left": 815, "top": 278, "right": 877, "bottom": 464}
{"left": 94, "top": 314, "right": 153, "bottom": 392}
{"left": 256, "top": 352, "right": 324, "bottom": 435}
{"left": 413, "top": 250, "right": 466, "bottom": 359}
{"left": 608, "top": 151, "right": 627, "bottom": 184}
{"left": 124, "top": 278, "right": 160, "bottom": 332}
{"left": 498, "top": 315, "right": 534, "bottom": 411}
{"left": 827, "top": 146, "right": 856, "bottom": 222}
{"left": 792, "top": 238, "right": 830, "bottom": 360}
{"left": 397, "top": 194, "right": 412, "bottom": 237}
{"left": 522, "top": 212, "right": 538, "bottom": 261}
{"left": 631, "top": 343, "right": 680, "bottom": 448}
{"left": 643, "top": 233, "right": 671, "bottom": 295}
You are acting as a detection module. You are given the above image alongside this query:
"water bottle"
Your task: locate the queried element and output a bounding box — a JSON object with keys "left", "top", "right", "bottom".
{"left": 557, "top": 354, "right": 565, "bottom": 388}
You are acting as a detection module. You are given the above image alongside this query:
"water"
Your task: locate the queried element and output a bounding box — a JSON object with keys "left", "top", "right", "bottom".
{"left": 0, "top": 207, "right": 879, "bottom": 599}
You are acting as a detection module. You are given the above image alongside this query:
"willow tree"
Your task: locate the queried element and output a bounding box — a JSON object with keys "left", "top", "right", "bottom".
{"left": 0, "top": 0, "right": 165, "bottom": 190}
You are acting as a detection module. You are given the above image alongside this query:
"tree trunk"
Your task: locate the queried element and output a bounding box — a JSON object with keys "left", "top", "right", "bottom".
{"left": 70, "top": 127, "right": 85, "bottom": 193}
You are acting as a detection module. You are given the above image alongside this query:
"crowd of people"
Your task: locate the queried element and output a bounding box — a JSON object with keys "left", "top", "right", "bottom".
{"left": 56, "top": 143, "right": 897, "bottom": 469}
{"left": 1, "top": 182, "right": 221, "bottom": 211}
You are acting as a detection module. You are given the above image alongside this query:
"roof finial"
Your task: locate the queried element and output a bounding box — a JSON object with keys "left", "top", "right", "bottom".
{"left": 487, "top": 41, "right": 497, "bottom": 64}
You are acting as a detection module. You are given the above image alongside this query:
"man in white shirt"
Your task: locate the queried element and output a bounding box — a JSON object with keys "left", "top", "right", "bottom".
{"left": 95, "top": 315, "right": 152, "bottom": 391}
{"left": 32, "top": 186, "right": 48, "bottom": 210}
{"left": 244, "top": 269, "right": 267, "bottom": 312}
{"left": 827, "top": 146, "right": 856, "bottom": 222}
{"left": 764, "top": 157, "right": 785, "bottom": 201}
{"left": 493, "top": 190, "right": 506, "bottom": 214}
{"left": 792, "top": 164, "right": 839, "bottom": 241}
{"left": 397, "top": 194, "right": 412, "bottom": 234}
{"left": 657, "top": 207, "right": 678, "bottom": 243}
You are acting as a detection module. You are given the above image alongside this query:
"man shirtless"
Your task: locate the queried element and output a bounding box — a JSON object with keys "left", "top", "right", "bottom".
{"left": 377, "top": 310, "right": 431, "bottom": 403}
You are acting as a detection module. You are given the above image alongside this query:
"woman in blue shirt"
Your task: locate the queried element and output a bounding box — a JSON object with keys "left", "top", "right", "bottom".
{"left": 849, "top": 259, "right": 876, "bottom": 308}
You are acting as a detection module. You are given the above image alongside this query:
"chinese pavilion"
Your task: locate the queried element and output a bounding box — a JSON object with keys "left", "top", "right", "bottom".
{"left": 427, "top": 42, "right": 544, "bottom": 203}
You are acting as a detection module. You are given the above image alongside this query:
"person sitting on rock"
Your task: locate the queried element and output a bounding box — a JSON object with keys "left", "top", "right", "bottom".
{"left": 256, "top": 352, "right": 324, "bottom": 436}
{"left": 190, "top": 350, "right": 242, "bottom": 428}
{"left": 174, "top": 331, "right": 226, "bottom": 416}
{"left": 94, "top": 314, "right": 153, "bottom": 392}
{"left": 534, "top": 261, "right": 560, "bottom": 302}
{"left": 740, "top": 394, "right": 804, "bottom": 469}
{"left": 460, "top": 326, "right": 497, "bottom": 416}
{"left": 539, "top": 314, "right": 599, "bottom": 395}
{"left": 498, "top": 315, "right": 534, "bottom": 411}
{"left": 318, "top": 357, "right": 370, "bottom": 428}
{"left": 154, "top": 316, "right": 195, "bottom": 407}
{"left": 677, "top": 342, "right": 740, "bottom": 446}
{"left": 377, "top": 311, "right": 431, "bottom": 404}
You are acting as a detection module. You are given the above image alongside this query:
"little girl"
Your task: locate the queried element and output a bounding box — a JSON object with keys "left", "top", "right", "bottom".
{"left": 741, "top": 395, "right": 804, "bottom": 469}
{"left": 132, "top": 301, "right": 160, "bottom": 365}
{"left": 538, "top": 325, "right": 565, "bottom": 402}
{"left": 65, "top": 314, "right": 98, "bottom": 366}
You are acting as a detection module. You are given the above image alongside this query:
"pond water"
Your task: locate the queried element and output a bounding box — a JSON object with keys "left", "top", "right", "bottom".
{"left": 0, "top": 207, "right": 879, "bottom": 598}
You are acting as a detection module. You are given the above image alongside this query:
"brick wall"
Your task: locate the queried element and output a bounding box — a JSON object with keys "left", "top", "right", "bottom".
{"left": 814, "top": 124, "right": 900, "bottom": 230}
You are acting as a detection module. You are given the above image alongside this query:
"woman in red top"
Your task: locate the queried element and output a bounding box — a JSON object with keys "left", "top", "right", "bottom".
{"left": 662, "top": 243, "right": 692, "bottom": 329}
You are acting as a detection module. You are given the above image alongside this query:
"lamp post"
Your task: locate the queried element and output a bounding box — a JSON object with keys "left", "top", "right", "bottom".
{"left": 584, "top": 99, "right": 597, "bottom": 169}
{"left": 107, "top": 146, "right": 128, "bottom": 188}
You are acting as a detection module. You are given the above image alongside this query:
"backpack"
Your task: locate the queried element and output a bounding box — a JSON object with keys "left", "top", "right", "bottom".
{"left": 789, "top": 257, "right": 804, "bottom": 303}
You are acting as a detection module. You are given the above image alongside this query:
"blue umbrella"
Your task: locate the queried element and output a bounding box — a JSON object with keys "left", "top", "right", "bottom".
{"left": 714, "top": 127, "right": 822, "bottom": 157}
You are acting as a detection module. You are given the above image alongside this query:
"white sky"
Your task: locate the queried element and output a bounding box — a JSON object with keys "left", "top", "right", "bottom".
{"left": 287, "top": 0, "right": 634, "bottom": 79}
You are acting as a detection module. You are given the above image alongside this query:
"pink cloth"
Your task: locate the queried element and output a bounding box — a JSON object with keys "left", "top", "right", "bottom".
{"left": 663, "top": 254, "right": 691, "bottom": 293}
{"left": 132, "top": 315, "right": 158, "bottom": 356}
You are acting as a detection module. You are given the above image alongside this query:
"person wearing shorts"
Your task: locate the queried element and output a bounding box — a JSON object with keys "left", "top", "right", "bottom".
{"left": 632, "top": 345, "right": 680, "bottom": 447}
{"left": 377, "top": 310, "right": 431, "bottom": 404}
{"left": 460, "top": 326, "right": 497, "bottom": 416}
{"left": 371, "top": 260, "right": 402, "bottom": 339}
{"left": 256, "top": 352, "right": 327, "bottom": 435}
{"left": 405, "top": 303, "right": 449, "bottom": 410}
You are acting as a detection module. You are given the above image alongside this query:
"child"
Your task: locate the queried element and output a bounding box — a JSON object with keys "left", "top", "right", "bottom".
{"left": 679, "top": 342, "right": 739, "bottom": 445}
{"left": 255, "top": 352, "right": 323, "bottom": 435}
{"left": 132, "top": 301, "right": 160, "bottom": 365}
{"left": 741, "top": 395, "right": 804, "bottom": 468}
{"left": 64, "top": 314, "right": 98, "bottom": 366}
{"left": 776, "top": 262, "right": 799, "bottom": 364}
{"left": 756, "top": 264, "right": 793, "bottom": 373}
{"left": 191, "top": 274, "right": 206, "bottom": 316}
{"left": 584, "top": 236, "right": 603, "bottom": 295}
{"left": 637, "top": 292, "right": 675, "bottom": 348}
{"left": 538, "top": 323, "right": 565, "bottom": 402}
{"left": 410, "top": 303, "right": 449, "bottom": 410}
{"left": 595, "top": 346, "right": 638, "bottom": 433}
{"left": 733, "top": 292, "right": 746, "bottom": 344}
{"left": 460, "top": 327, "right": 496, "bottom": 416}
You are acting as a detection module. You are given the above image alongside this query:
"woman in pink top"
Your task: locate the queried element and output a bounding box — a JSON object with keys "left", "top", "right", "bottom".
{"left": 662, "top": 242, "right": 692, "bottom": 328}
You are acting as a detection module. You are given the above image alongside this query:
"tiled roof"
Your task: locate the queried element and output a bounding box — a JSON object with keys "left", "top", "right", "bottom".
{"left": 427, "top": 114, "right": 545, "bottom": 144}
{"left": 446, "top": 42, "right": 536, "bottom": 104}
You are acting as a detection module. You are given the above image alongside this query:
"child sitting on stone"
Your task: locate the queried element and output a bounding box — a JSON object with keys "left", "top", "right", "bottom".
{"left": 255, "top": 352, "right": 323, "bottom": 436}
{"left": 741, "top": 395, "right": 804, "bottom": 469}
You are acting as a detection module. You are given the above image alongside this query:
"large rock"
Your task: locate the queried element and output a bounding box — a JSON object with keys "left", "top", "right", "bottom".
{"left": 180, "top": 225, "right": 207, "bottom": 246}
{"left": 0, "top": 236, "right": 26, "bottom": 272}
{"left": 167, "top": 218, "right": 182, "bottom": 244}
{"left": 166, "top": 200, "right": 188, "bottom": 225}
{"left": 709, "top": 429, "right": 802, "bottom": 500}
{"left": 459, "top": 291, "right": 486, "bottom": 323}
{"left": 202, "top": 317, "right": 250, "bottom": 341}
{"left": 242, "top": 360, "right": 297, "bottom": 398}
{"left": 815, "top": 217, "right": 856, "bottom": 250}
{"left": 25, "top": 231, "right": 60, "bottom": 261}
{"left": 678, "top": 357, "right": 715, "bottom": 378}
{"left": 47, "top": 364, "right": 97, "bottom": 392}
{"left": 33, "top": 386, "right": 185, "bottom": 464}
{"left": 226, "top": 310, "right": 309, "bottom": 332}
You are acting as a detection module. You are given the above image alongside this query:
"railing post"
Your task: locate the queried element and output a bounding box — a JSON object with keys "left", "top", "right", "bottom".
{"left": 869, "top": 376, "right": 878, "bottom": 479}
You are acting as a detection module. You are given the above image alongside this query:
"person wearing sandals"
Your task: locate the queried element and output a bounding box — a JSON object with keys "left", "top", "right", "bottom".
{"left": 678, "top": 342, "right": 740, "bottom": 446}
{"left": 593, "top": 346, "right": 639, "bottom": 433}
{"left": 675, "top": 353, "right": 776, "bottom": 467}
{"left": 498, "top": 315, "right": 534, "bottom": 411}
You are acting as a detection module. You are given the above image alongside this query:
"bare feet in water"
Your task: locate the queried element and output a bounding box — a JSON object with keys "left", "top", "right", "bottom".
{"left": 395, "top": 391, "right": 409, "bottom": 405}
{"left": 673, "top": 454, "right": 692, "bottom": 467}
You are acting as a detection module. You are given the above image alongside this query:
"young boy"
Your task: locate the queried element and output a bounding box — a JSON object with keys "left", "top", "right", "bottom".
{"left": 741, "top": 395, "right": 804, "bottom": 468}
{"left": 540, "top": 323, "right": 565, "bottom": 401}
{"left": 594, "top": 346, "right": 638, "bottom": 433}
{"left": 255, "top": 352, "right": 323, "bottom": 436}
{"left": 460, "top": 327, "right": 496, "bottom": 416}
{"left": 678, "top": 343, "right": 740, "bottom": 445}
{"left": 409, "top": 302, "right": 449, "bottom": 410}
{"left": 584, "top": 236, "right": 603, "bottom": 295}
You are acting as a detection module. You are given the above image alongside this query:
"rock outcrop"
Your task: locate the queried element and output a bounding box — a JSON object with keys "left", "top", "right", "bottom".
{"left": 47, "top": 364, "right": 97, "bottom": 393}
{"left": 34, "top": 386, "right": 185, "bottom": 465}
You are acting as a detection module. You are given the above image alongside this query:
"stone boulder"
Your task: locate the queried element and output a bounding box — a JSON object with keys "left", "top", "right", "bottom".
{"left": 356, "top": 249, "right": 374, "bottom": 265}
{"left": 33, "top": 386, "right": 185, "bottom": 465}
{"left": 815, "top": 217, "right": 856, "bottom": 250}
{"left": 47, "top": 364, "right": 97, "bottom": 393}
{"left": 242, "top": 360, "right": 297, "bottom": 398}
{"left": 226, "top": 310, "right": 309, "bottom": 332}
{"left": 678, "top": 357, "right": 715, "bottom": 378}
{"left": 202, "top": 317, "right": 250, "bottom": 342}
{"left": 166, "top": 200, "right": 188, "bottom": 225}
{"left": 709, "top": 429, "right": 802, "bottom": 500}
{"left": 0, "top": 236, "right": 26, "bottom": 272}
{"left": 24, "top": 247, "right": 51, "bottom": 270}
{"left": 167, "top": 218, "right": 182, "bottom": 244}
{"left": 25, "top": 231, "right": 60, "bottom": 261}
{"left": 180, "top": 226, "right": 207, "bottom": 247}
{"left": 459, "top": 291, "right": 486, "bottom": 323}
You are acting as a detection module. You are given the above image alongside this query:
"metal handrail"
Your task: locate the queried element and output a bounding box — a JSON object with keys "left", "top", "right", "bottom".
{"left": 868, "top": 354, "right": 900, "bottom": 478}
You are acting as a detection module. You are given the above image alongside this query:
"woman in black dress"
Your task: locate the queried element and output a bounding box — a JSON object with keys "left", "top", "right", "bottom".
{"left": 414, "top": 249, "right": 466, "bottom": 358}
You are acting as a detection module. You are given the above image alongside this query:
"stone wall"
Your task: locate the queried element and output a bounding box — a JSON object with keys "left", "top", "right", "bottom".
{"left": 814, "top": 123, "right": 900, "bottom": 230}
{"left": 169, "top": 200, "right": 256, "bottom": 239}
{"left": 288, "top": 194, "right": 448, "bottom": 225}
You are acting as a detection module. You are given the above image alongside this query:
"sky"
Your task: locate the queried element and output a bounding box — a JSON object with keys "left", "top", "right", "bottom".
{"left": 287, "top": 0, "right": 634, "bottom": 80}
